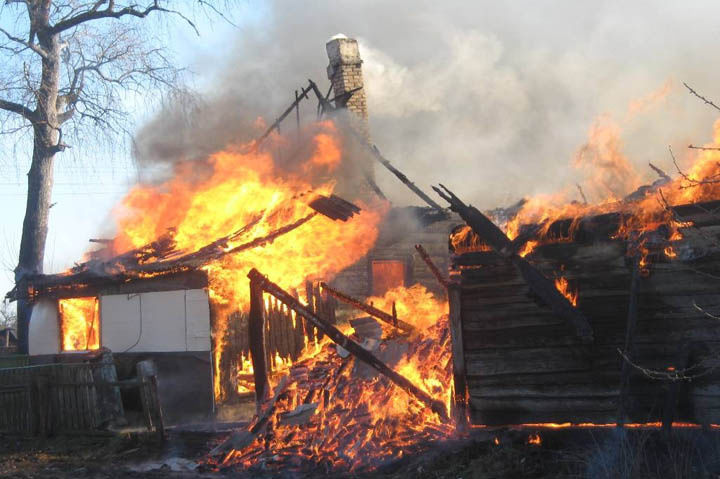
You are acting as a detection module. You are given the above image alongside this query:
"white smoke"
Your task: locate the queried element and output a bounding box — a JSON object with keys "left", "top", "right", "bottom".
{"left": 133, "top": 0, "right": 720, "bottom": 209}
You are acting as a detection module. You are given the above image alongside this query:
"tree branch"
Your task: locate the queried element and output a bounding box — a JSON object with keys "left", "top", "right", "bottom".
{"left": 683, "top": 82, "right": 720, "bottom": 113}
{"left": 0, "top": 26, "right": 48, "bottom": 59}
{"left": 0, "top": 98, "right": 35, "bottom": 121}
{"left": 49, "top": 2, "right": 198, "bottom": 35}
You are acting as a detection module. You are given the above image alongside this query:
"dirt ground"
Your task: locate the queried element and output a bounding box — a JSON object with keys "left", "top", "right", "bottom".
{"left": 2, "top": 427, "right": 720, "bottom": 478}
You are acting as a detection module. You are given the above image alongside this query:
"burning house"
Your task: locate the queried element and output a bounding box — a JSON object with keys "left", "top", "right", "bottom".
{"left": 6, "top": 35, "right": 460, "bottom": 431}
{"left": 5, "top": 31, "right": 720, "bottom": 476}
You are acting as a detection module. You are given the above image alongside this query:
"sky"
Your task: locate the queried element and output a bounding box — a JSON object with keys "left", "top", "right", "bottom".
{"left": 2, "top": 0, "right": 720, "bottom": 300}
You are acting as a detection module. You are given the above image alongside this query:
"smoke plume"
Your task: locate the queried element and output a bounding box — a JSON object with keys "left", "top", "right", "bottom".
{"left": 132, "top": 0, "right": 720, "bottom": 209}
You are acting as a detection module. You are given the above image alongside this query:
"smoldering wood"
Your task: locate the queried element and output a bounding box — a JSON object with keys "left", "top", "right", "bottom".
{"left": 452, "top": 198, "right": 720, "bottom": 426}
{"left": 248, "top": 268, "right": 449, "bottom": 420}
{"left": 319, "top": 281, "right": 416, "bottom": 334}
{"left": 307, "top": 194, "right": 361, "bottom": 222}
{"left": 435, "top": 184, "right": 594, "bottom": 342}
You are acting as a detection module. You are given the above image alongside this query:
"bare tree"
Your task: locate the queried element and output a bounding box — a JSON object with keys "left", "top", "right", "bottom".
{"left": 0, "top": 301, "right": 16, "bottom": 330}
{"left": 0, "top": 1, "right": 228, "bottom": 353}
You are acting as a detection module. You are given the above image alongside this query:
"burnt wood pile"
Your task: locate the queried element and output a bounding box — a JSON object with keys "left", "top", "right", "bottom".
{"left": 444, "top": 193, "right": 720, "bottom": 427}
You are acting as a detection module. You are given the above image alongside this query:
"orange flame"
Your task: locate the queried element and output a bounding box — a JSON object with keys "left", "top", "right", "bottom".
{"left": 107, "top": 120, "right": 384, "bottom": 400}
{"left": 58, "top": 297, "right": 100, "bottom": 351}
{"left": 554, "top": 270, "right": 578, "bottom": 306}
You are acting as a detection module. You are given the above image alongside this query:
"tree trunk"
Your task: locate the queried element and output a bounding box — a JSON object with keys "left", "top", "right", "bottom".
{"left": 15, "top": 26, "right": 60, "bottom": 354}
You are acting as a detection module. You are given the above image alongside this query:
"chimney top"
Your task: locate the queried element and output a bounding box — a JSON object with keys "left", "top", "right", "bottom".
{"left": 326, "top": 35, "right": 362, "bottom": 66}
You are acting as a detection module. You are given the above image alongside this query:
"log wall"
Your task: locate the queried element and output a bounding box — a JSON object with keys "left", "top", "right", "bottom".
{"left": 452, "top": 201, "right": 720, "bottom": 426}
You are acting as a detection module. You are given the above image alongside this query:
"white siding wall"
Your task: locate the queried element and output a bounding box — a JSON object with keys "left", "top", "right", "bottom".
{"left": 100, "top": 289, "right": 211, "bottom": 353}
{"left": 28, "top": 289, "right": 212, "bottom": 356}
{"left": 29, "top": 298, "right": 60, "bottom": 355}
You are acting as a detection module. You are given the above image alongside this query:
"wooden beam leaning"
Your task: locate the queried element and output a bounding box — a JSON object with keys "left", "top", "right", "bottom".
{"left": 253, "top": 82, "right": 313, "bottom": 149}
{"left": 415, "top": 244, "right": 449, "bottom": 289}
{"left": 248, "top": 269, "right": 448, "bottom": 420}
{"left": 248, "top": 275, "right": 271, "bottom": 413}
{"left": 319, "top": 282, "right": 416, "bottom": 334}
{"left": 433, "top": 184, "right": 594, "bottom": 343}
{"left": 369, "top": 145, "right": 446, "bottom": 213}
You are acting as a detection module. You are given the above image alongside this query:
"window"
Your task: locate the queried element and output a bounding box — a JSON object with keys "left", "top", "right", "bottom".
{"left": 58, "top": 297, "right": 100, "bottom": 351}
{"left": 371, "top": 260, "right": 406, "bottom": 296}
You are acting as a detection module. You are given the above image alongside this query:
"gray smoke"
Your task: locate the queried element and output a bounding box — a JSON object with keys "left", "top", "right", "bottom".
{"left": 132, "top": 0, "right": 720, "bottom": 209}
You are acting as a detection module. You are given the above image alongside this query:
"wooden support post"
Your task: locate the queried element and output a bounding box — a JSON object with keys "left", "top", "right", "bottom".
{"left": 304, "top": 281, "right": 316, "bottom": 343}
{"left": 249, "top": 276, "right": 271, "bottom": 412}
{"left": 249, "top": 268, "right": 448, "bottom": 420}
{"left": 136, "top": 360, "right": 156, "bottom": 434}
{"left": 91, "top": 350, "right": 125, "bottom": 427}
{"left": 448, "top": 286, "right": 468, "bottom": 432}
{"left": 618, "top": 257, "right": 641, "bottom": 427}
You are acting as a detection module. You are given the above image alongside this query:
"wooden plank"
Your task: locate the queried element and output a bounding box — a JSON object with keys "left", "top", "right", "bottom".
{"left": 248, "top": 276, "right": 270, "bottom": 410}
{"left": 448, "top": 286, "right": 468, "bottom": 430}
{"left": 618, "top": 259, "right": 640, "bottom": 426}
{"left": 464, "top": 346, "right": 593, "bottom": 376}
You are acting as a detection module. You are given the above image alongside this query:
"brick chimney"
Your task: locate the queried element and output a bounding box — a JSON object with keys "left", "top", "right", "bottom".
{"left": 326, "top": 35, "right": 369, "bottom": 141}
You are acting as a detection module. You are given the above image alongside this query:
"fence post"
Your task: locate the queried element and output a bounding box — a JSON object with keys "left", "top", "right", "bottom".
{"left": 248, "top": 275, "right": 270, "bottom": 413}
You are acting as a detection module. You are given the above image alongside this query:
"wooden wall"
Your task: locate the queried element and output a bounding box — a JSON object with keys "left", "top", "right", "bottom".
{"left": 452, "top": 202, "right": 720, "bottom": 426}
{"left": 331, "top": 208, "right": 460, "bottom": 299}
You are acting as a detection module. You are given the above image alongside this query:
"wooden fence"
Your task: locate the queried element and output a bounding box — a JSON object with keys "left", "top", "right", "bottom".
{"left": 0, "top": 363, "right": 101, "bottom": 435}
{"left": 0, "top": 359, "right": 163, "bottom": 438}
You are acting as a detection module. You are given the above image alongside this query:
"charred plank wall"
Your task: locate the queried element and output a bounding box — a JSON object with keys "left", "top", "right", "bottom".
{"left": 453, "top": 204, "right": 720, "bottom": 426}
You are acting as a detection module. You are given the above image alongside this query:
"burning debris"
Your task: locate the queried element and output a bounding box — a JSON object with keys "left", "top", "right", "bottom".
{"left": 208, "top": 269, "right": 454, "bottom": 473}
{"left": 11, "top": 28, "right": 720, "bottom": 478}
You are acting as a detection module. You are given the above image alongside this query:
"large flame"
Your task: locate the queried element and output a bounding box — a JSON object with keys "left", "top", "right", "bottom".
{"left": 58, "top": 297, "right": 100, "bottom": 351}
{"left": 500, "top": 114, "right": 720, "bottom": 259}
{"left": 107, "top": 120, "right": 385, "bottom": 400}
{"left": 215, "top": 284, "right": 453, "bottom": 472}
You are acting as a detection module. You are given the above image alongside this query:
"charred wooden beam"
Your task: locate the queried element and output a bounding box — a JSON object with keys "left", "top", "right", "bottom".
{"left": 363, "top": 169, "right": 388, "bottom": 201}
{"left": 308, "top": 194, "right": 361, "bottom": 222}
{"left": 249, "top": 268, "right": 448, "bottom": 420}
{"left": 319, "top": 282, "right": 416, "bottom": 334}
{"left": 414, "top": 244, "right": 449, "bottom": 289}
{"left": 308, "top": 78, "right": 335, "bottom": 115}
{"left": 249, "top": 276, "right": 271, "bottom": 411}
{"left": 254, "top": 83, "right": 313, "bottom": 149}
{"left": 448, "top": 286, "right": 468, "bottom": 431}
{"left": 433, "top": 184, "right": 594, "bottom": 343}
{"left": 370, "top": 145, "right": 446, "bottom": 213}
